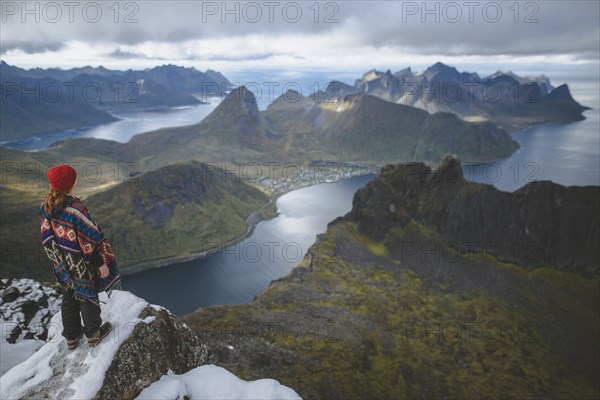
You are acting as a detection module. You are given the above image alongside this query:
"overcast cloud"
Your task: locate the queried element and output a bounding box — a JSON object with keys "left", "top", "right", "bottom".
{"left": 0, "top": 0, "right": 598, "bottom": 78}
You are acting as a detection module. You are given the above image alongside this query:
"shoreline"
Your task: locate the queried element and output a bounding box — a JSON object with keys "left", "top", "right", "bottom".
{"left": 120, "top": 168, "right": 377, "bottom": 276}
{"left": 2, "top": 100, "right": 222, "bottom": 152}
{"left": 121, "top": 198, "right": 275, "bottom": 276}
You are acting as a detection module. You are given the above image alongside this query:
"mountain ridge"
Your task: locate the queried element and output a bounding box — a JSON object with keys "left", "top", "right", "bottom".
{"left": 182, "top": 154, "right": 600, "bottom": 399}
{"left": 0, "top": 62, "right": 231, "bottom": 140}
{"left": 325, "top": 63, "right": 588, "bottom": 132}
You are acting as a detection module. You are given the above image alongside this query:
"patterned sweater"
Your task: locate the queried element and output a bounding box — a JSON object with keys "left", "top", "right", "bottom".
{"left": 40, "top": 195, "right": 121, "bottom": 304}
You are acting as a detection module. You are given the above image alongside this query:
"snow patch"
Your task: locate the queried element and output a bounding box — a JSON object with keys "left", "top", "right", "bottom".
{"left": 150, "top": 304, "right": 165, "bottom": 312}
{"left": 0, "top": 339, "right": 44, "bottom": 376}
{"left": 136, "top": 365, "right": 302, "bottom": 400}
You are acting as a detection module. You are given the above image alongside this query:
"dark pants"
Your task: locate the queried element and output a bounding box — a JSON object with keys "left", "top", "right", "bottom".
{"left": 61, "top": 288, "right": 102, "bottom": 340}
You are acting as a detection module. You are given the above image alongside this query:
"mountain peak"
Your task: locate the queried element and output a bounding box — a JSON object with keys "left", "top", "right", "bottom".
{"left": 348, "top": 155, "right": 599, "bottom": 275}
{"left": 424, "top": 62, "right": 480, "bottom": 83}
{"left": 546, "top": 84, "right": 583, "bottom": 107}
{"left": 433, "top": 153, "right": 464, "bottom": 182}
{"left": 425, "top": 62, "right": 459, "bottom": 79}
{"left": 203, "top": 69, "right": 232, "bottom": 88}
{"left": 428, "top": 62, "right": 457, "bottom": 74}
{"left": 200, "top": 86, "right": 263, "bottom": 144}
{"left": 549, "top": 83, "right": 572, "bottom": 98}
{"left": 223, "top": 86, "right": 261, "bottom": 123}
{"left": 268, "top": 89, "right": 312, "bottom": 110}
{"left": 362, "top": 69, "right": 383, "bottom": 82}
{"left": 393, "top": 67, "right": 413, "bottom": 77}
{"left": 431, "top": 61, "right": 451, "bottom": 69}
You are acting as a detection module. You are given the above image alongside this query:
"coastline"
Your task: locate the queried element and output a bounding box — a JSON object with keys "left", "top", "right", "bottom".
{"left": 120, "top": 198, "right": 275, "bottom": 276}
{"left": 120, "top": 168, "right": 377, "bottom": 276}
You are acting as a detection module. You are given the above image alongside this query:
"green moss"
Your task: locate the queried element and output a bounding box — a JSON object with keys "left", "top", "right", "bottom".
{"left": 183, "top": 220, "right": 599, "bottom": 399}
{"left": 383, "top": 219, "right": 439, "bottom": 246}
{"left": 347, "top": 223, "right": 388, "bottom": 257}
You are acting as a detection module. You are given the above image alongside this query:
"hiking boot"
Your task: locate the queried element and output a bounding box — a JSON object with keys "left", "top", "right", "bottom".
{"left": 67, "top": 333, "right": 82, "bottom": 350}
{"left": 87, "top": 322, "right": 112, "bottom": 347}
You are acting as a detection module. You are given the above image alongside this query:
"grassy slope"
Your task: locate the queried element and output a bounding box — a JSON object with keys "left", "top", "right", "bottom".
{"left": 182, "top": 158, "right": 598, "bottom": 399}
{"left": 182, "top": 220, "right": 599, "bottom": 400}
{"left": 263, "top": 93, "right": 519, "bottom": 165}
{"left": 85, "top": 160, "right": 269, "bottom": 272}
{"left": 0, "top": 79, "right": 118, "bottom": 141}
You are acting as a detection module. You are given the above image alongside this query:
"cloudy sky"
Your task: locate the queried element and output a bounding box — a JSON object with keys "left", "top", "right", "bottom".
{"left": 1, "top": 0, "right": 599, "bottom": 81}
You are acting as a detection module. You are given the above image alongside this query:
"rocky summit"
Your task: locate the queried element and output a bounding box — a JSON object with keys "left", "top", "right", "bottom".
{"left": 0, "top": 290, "right": 209, "bottom": 400}
{"left": 349, "top": 154, "right": 600, "bottom": 276}
{"left": 1, "top": 283, "right": 301, "bottom": 399}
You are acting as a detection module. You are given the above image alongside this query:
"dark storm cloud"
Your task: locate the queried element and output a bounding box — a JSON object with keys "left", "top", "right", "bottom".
{"left": 109, "top": 48, "right": 149, "bottom": 59}
{"left": 350, "top": 1, "right": 600, "bottom": 59}
{"left": 1, "top": 1, "right": 598, "bottom": 60}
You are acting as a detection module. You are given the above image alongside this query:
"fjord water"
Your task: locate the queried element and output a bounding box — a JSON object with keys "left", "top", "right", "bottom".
{"left": 124, "top": 175, "right": 374, "bottom": 315}
{"left": 463, "top": 79, "right": 600, "bottom": 191}
{"left": 1, "top": 101, "right": 221, "bottom": 150}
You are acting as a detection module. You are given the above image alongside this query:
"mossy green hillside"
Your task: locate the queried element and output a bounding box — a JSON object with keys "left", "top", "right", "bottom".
{"left": 183, "top": 220, "right": 599, "bottom": 399}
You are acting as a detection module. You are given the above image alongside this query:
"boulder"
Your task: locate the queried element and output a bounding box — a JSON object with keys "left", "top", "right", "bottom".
{"left": 96, "top": 305, "right": 209, "bottom": 400}
{"left": 2, "top": 286, "right": 20, "bottom": 303}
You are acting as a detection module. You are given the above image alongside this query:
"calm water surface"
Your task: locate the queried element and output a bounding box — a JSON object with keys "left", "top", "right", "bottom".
{"left": 124, "top": 175, "right": 374, "bottom": 315}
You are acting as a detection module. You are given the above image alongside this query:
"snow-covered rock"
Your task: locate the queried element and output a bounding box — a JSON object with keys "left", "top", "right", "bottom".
{"left": 1, "top": 278, "right": 61, "bottom": 375}
{"left": 0, "top": 285, "right": 301, "bottom": 400}
{"left": 0, "top": 278, "right": 61, "bottom": 343}
{"left": 0, "top": 290, "right": 207, "bottom": 399}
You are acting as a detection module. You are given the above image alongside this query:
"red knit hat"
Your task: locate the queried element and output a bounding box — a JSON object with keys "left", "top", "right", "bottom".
{"left": 47, "top": 164, "right": 77, "bottom": 191}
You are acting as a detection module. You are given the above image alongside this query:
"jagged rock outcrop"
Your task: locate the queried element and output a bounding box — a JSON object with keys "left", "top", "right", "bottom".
{"left": 349, "top": 154, "right": 600, "bottom": 276}
{"left": 0, "top": 290, "right": 209, "bottom": 400}
{"left": 95, "top": 304, "right": 209, "bottom": 399}
{"left": 0, "top": 278, "right": 61, "bottom": 343}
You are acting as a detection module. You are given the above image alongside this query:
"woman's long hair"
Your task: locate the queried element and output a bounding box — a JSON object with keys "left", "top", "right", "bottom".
{"left": 43, "top": 188, "right": 69, "bottom": 215}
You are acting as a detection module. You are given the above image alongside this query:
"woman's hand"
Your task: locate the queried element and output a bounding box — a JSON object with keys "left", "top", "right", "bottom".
{"left": 98, "top": 264, "right": 109, "bottom": 279}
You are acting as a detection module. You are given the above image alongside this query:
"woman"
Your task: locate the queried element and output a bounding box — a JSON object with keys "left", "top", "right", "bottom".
{"left": 39, "top": 164, "right": 121, "bottom": 350}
